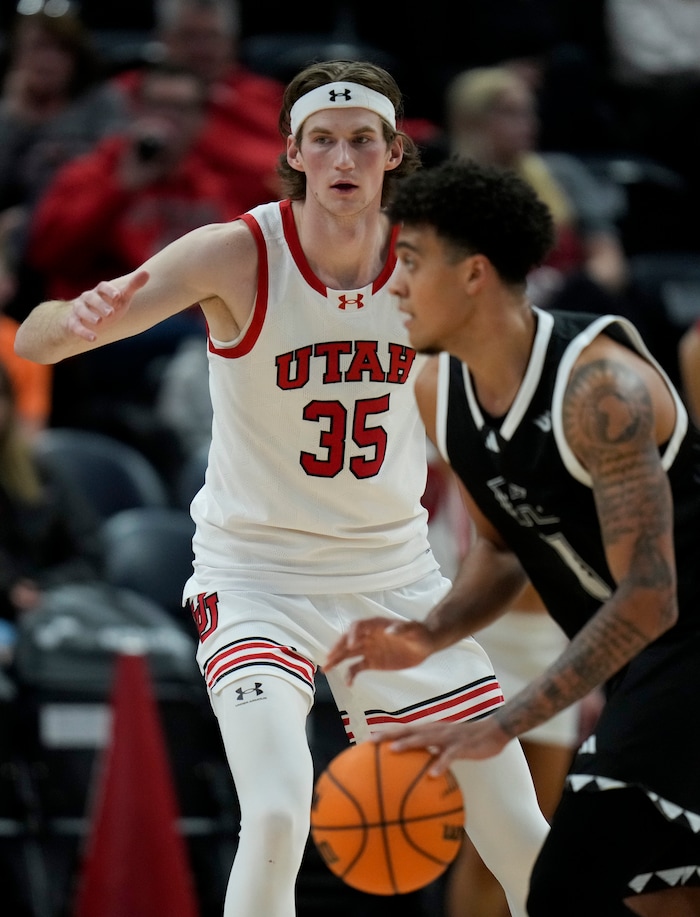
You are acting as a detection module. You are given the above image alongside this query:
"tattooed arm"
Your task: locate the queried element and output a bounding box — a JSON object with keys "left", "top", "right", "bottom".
{"left": 380, "top": 335, "right": 680, "bottom": 770}
{"left": 486, "top": 337, "right": 678, "bottom": 741}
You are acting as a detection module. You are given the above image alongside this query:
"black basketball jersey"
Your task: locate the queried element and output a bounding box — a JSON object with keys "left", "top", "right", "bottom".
{"left": 437, "top": 307, "right": 700, "bottom": 642}
{"left": 437, "top": 307, "right": 700, "bottom": 826}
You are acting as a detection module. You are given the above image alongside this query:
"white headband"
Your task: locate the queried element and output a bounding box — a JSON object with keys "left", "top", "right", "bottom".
{"left": 289, "top": 82, "right": 397, "bottom": 135}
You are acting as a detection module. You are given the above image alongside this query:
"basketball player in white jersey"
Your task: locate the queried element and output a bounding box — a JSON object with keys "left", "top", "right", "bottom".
{"left": 15, "top": 61, "right": 548, "bottom": 917}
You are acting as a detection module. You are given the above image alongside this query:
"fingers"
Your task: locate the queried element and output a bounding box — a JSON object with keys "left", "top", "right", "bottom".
{"left": 384, "top": 726, "right": 454, "bottom": 775}
{"left": 344, "top": 658, "right": 368, "bottom": 686}
{"left": 324, "top": 637, "right": 366, "bottom": 686}
{"left": 67, "top": 287, "right": 117, "bottom": 341}
{"left": 124, "top": 269, "right": 150, "bottom": 297}
{"left": 92, "top": 270, "right": 149, "bottom": 312}
{"left": 324, "top": 636, "right": 350, "bottom": 672}
{"left": 325, "top": 620, "right": 373, "bottom": 670}
{"left": 67, "top": 270, "right": 150, "bottom": 342}
{"left": 426, "top": 749, "right": 452, "bottom": 776}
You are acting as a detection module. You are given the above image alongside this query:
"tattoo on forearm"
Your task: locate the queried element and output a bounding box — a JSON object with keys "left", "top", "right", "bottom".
{"left": 492, "top": 356, "right": 677, "bottom": 739}
{"left": 496, "top": 608, "right": 649, "bottom": 738}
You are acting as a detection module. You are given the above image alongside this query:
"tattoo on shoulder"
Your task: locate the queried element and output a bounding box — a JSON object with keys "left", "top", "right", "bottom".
{"left": 563, "top": 358, "right": 673, "bottom": 572}
{"left": 563, "top": 358, "right": 653, "bottom": 458}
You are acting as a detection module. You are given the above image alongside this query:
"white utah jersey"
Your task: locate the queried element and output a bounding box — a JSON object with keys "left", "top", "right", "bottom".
{"left": 184, "top": 200, "right": 436, "bottom": 596}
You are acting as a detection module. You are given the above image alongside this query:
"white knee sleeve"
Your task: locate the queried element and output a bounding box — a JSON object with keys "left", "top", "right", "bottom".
{"left": 212, "top": 674, "right": 315, "bottom": 917}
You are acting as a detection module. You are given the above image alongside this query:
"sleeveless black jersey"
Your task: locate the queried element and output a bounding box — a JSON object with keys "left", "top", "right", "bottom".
{"left": 437, "top": 308, "right": 700, "bottom": 828}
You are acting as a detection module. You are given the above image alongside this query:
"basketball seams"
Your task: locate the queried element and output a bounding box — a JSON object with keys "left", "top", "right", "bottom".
{"left": 397, "top": 752, "right": 463, "bottom": 865}
{"left": 311, "top": 807, "right": 465, "bottom": 830}
{"left": 320, "top": 767, "right": 367, "bottom": 826}
{"left": 375, "top": 742, "right": 400, "bottom": 893}
{"left": 310, "top": 741, "right": 465, "bottom": 895}
{"left": 314, "top": 806, "right": 464, "bottom": 831}
{"left": 312, "top": 767, "right": 370, "bottom": 878}
{"left": 397, "top": 749, "right": 464, "bottom": 822}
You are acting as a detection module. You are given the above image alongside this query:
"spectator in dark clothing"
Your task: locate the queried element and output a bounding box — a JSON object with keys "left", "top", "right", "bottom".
{"left": 0, "top": 359, "right": 103, "bottom": 631}
{"left": 0, "top": 8, "right": 128, "bottom": 315}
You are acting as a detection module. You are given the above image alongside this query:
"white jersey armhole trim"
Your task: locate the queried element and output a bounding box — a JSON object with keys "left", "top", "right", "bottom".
{"left": 500, "top": 308, "right": 554, "bottom": 440}
{"left": 207, "top": 288, "right": 263, "bottom": 352}
{"left": 436, "top": 351, "right": 451, "bottom": 464}
{"left": 551, "top": 313, "right": 689, "bottom": 487}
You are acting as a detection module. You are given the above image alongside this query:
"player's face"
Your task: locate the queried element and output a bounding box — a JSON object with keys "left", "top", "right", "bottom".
{"left": 391, "top": 226, "right": 473, "bottom": 356}
{"left": 287, "top": 109, "right": 402, "bottom": 213}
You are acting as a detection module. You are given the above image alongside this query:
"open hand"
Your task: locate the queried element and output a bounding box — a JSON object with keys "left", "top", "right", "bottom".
{"left": 377, "top": 715, "right": 511, "bottom": 775}
{"left": 324, "top": 617, "right": 434, "bottom": 685}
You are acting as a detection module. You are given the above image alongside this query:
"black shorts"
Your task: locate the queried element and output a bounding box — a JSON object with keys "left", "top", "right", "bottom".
{"left": 527, "top": 786, "right": 700, "bottom": 917}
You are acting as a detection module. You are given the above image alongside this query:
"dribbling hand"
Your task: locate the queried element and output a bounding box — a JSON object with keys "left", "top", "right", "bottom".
{"left": 378, "top": 716, "right": 512, "bottom": 775}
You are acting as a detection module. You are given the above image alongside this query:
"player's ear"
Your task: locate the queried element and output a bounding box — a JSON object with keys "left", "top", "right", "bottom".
{"left": 462, "top": 253, "right": 490, "bottom": 293}
{"left": 286, "top": 134, "right": 304, "bottom": 172}
{"left": 385, "top": 136, "right": 404, "bottom": 172}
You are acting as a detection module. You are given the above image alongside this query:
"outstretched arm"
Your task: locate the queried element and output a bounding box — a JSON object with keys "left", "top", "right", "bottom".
{"left": 15, "top": 220, "right": 256, "bottom": 365}
{"left": 15, "top": 269, "right": 151, "bottom": 364}
{"left": 384, "top": 336, "right": 679, "bottom": 773}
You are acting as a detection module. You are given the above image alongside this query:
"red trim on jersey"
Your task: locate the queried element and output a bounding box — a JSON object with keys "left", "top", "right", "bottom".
{"left": 207, "top": 212, "right": 269, "bottom": 358}
{"left": 280, "top": 198, "right": 398, "bottom": 296}
{"left": 280, "top": 198, "right": 327, "bottom": 295}
{"left": 364, "top": 678, "right": 504, "bottom": 729}
{"left": 204, "top": 638, "right": 316, "bottom": 691}
{"left": 373, "top": 223, "right": 399, "bottom": 293}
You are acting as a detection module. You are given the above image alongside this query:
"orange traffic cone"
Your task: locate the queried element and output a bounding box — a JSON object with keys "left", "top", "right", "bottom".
{"left": 74, "top": 650, "right": 200, "bottom": 917}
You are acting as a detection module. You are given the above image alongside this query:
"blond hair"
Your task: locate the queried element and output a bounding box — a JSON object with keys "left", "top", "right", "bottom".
{"left": 445, "top": 66, "right": 572, "bottom": 227}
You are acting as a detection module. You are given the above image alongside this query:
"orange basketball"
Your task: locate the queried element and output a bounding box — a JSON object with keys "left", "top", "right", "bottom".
{"left": 310, "top": 740, "right": 465, "bottom": 895}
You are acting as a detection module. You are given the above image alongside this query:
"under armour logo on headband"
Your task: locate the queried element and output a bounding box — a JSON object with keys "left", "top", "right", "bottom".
{"left": 328, "top": 89, "right": 353, "bottom": 102}
{"left": 289, "top": 82, "right": 397, "bottom": 134}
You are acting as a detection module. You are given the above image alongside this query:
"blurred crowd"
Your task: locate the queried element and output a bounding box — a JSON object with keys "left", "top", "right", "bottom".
{"left": 0, "top": 0, "right": 698, "bottom": 452}
{"left": 1, "top": 2, "right": 699, "bottom": 916}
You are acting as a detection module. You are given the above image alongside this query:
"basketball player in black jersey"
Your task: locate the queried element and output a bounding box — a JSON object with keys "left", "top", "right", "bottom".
{"left": 326, "top": 158, "right": 700, "bottom": 916}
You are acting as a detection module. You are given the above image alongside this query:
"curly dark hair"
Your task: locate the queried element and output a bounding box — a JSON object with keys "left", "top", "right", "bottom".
{"left": 276, "top": 59, "right": 420, "bottom": 205}
{"left": 387, "top": 157, "right": 555, "bottom": 284}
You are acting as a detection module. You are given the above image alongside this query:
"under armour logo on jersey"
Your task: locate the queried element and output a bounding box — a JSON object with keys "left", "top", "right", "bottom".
{"left": 533, "top": 411, "right": 552, "bottom": 431}
{"left": 484, "top": 430, "right": 500, "bottom": 453}
{"left": 329, "top": 88, "right": 352, "bottom": 102}
{"left": 337, "top": 293, "right": 365, "bottom": 311}
{"left": 235, "top": 682, "right": 264, "bottom": 703}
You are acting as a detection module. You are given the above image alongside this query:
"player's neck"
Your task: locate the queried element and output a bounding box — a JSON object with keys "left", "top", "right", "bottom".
{"left": 292, "top": 200, "right": 391, "bottom": 290}
{"left": 463, "top": 302, "right": 536, "bottom": 418}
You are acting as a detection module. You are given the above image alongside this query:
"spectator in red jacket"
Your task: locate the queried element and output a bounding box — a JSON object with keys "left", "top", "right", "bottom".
{"left": 27, "top": 60, "right": 236, "bottom": 301}
{"left": 25, "top": 61, "right": 234, "bottom": 469}
{"left": 113, "top": 0, "right": 285, "bottom": 214}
